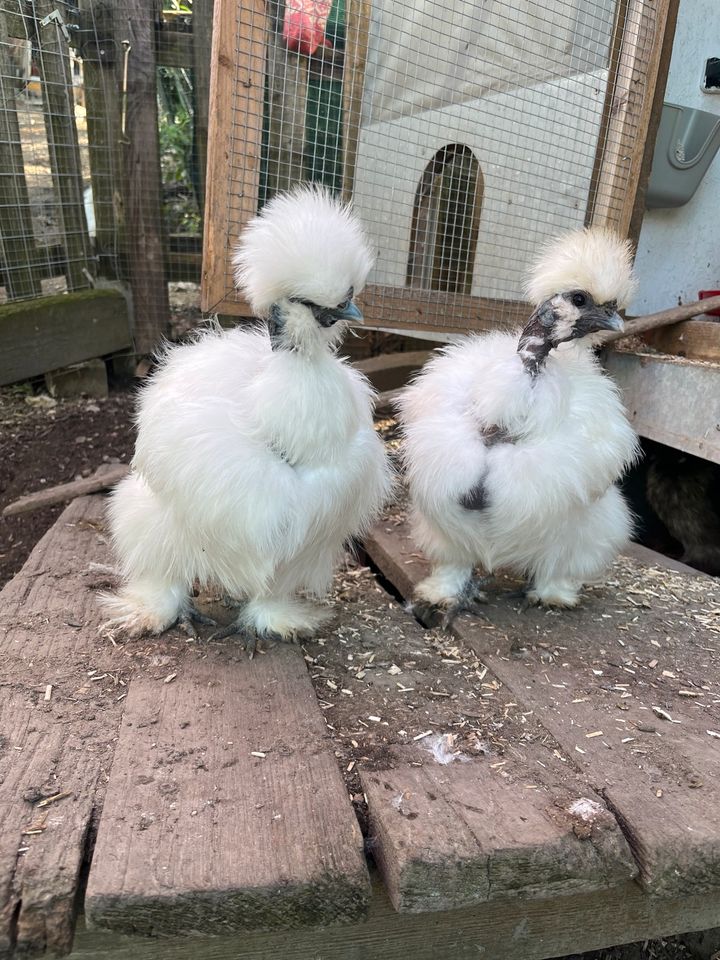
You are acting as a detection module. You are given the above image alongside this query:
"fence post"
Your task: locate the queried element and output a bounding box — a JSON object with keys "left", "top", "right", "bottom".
{"left": 35, "top": 0, "right": 92, "bottom": 291}
{"left": 192, "top": 0, "right": 213, "bottom": 221}
{"left": 78, "top": 0, "right": 121, "bottom": 279}
{"left": 114, "top": 0, "right": 169, "bottom": 356}
{"left": 0, "top": 10, "right": 42, "bottom": 298}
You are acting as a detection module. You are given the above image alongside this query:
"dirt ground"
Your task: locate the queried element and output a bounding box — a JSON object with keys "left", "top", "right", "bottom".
{"left": 0, "top": 386, "right": 714, "bottom": 960}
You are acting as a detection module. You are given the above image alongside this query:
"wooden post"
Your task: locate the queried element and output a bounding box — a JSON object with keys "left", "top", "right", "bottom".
{"left": 78, "top": 0, "right": 122, "bottom": 279}
{"left": 0, "top": 9, "right": 42, "bottom": 299}
{"left": 341, "top": 0, "right": 370, "bottom": 202}
{"left": 34, "top": 0, "right": 92, "bottom": 291}
{"left": 588, "top": 0, "right": 677, "bottom": 235}
{"left": 192, "top": 0, "right": 213, "bottom": 221}
{"left": 114, "top": 0, "right": 169, "bottom": 356}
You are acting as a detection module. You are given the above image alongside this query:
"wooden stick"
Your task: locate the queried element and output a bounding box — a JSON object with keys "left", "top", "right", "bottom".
{"left": 602, "top": 295, "right": 720, "bottom": 344}
{"left": 2, "top": 463, "right": 129, "bottom": 518}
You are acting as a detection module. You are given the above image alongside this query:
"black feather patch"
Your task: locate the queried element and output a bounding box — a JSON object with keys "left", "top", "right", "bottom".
{"left": 482, "top": 424, "right": 513, "bottom": 446}
{"left": 459, "top": 478, "right": 488, "bottom": 511}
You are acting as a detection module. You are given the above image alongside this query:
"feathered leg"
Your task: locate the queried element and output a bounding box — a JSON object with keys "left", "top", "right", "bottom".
{"left": 414, "top": 564, "right": 489, "bottom": 629}
{"left": 99, "top": 473, "right": 215, "bottom": 638}
{"left": 526, "top": 486, "right": 632, "bottom": 608}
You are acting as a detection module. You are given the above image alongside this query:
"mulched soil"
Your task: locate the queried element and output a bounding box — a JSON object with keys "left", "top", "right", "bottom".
{"left": 0, "top": 386, "right": 136, "bottom": 587}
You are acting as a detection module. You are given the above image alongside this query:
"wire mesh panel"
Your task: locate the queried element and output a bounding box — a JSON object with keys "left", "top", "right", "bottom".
{"left": 202, "top": 0, "right": 676, "bottom": 333}
{"left": 0, "top": 0, "right": 211, "bottom": 365}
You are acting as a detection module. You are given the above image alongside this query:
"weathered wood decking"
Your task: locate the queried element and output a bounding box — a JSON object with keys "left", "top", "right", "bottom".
{"left": 0, "top": 489, "right": 719, "bottom": 960}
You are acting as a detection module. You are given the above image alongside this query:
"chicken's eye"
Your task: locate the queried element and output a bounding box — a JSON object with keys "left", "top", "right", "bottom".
{"left": 337, "top": 298, "right": 350, "bottom": 312}
{"left": 571, "top": 292, "right": 587, "bottom": 308}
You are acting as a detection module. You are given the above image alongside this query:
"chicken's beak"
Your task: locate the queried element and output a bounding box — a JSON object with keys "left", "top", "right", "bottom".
{"left": 600, "top": 310, "right": 624, "bottom": 333}
{"left": 589, "top": 308, "right": 623, "bottom": 334}
{"left": 334, "top": 299, "right": 363, "bottom": 324}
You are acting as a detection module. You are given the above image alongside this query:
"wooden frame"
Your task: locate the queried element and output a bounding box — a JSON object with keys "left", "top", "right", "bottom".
{"left": 201, "top": 0, "right": 679, "bottom": 330}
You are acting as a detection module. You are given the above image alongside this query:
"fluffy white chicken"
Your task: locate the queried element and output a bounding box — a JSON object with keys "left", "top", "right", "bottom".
{"left": 398, "top": 227, "right": 640, "bottom": 622}
{"left": 102, "top": 185, "right": 392, "bottom": 653}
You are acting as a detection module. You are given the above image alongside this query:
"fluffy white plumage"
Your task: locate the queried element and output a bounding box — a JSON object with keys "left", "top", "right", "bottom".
{"left": 525, "top": 226, "right": 638, "bottom": 309}
{"left": 102, "top": 186, "right": 392, "bottom": 646}
{"left": 233, "top": 184, "right": 375, "bottom": 315}
{"left": 398, "top": 227, "right": 640, "bottom": 613}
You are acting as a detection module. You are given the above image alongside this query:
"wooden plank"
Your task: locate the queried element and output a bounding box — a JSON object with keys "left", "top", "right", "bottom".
{"left": 626, "top": 0, "right": 681, "bottom": 246}
{"left": 156, "top": 19, "right": 193, "bottom": 68}
{"left": 602, "top": 294, "right": 720, "bottom": 345}
{"left": 201, "top": 0, "right": 265, "bottom": 313}
{"left": 211, "top": 280, "right": 529, "bottom": 335}
{"left": 353, "top": 350, "right": 432, "bottom": 392}
{"left": 85, "top": 647, "right": 370, "bottom": 936}
{"left": 604, "top": 350, "right": 720, "bottom": 464}
{"left": 364, "top": 519, "right": 720, "bottom": 899}
{"left": 590, "top": 0, "right": 675, "bottom": 235}
{"left": 79, "top": 0, "right": 122, "bottom": 280}
{"left": 641, "top": 320, "right": 720, "bottom": 363}
{"left": 341, "top": 0, "right": 370, "bottom": 202}
{"left": 35, "top": 0, "right": 93, "bottom": 291}
{"left": 362, "top": 747, "right": 635, "bottom": 914}
{"left": 0, "top": 490, "right": 131, "bottom": 958}
{"left": 0, "top": 11, "right": 42, "bottom": 299}
{"left": 119, "top": 0, "right": 170, "bottom": 355}
{"left": 191, "top": 0, "right": 213, "bottom": 221}
{"left": 0, "top": 289, "right": 130, "bottom": 385}
{"left": 2, "top": 463, "right": 129, "bottom": 517}
{"left": 74, "top": 880, "right": 720, "bottom": 960}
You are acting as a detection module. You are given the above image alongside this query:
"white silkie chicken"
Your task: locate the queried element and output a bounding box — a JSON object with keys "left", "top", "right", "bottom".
{"left": 102, "top": 185, "right": 393, "bottom": 653}
{"left": 398, "top": 228, "right": 640, "bottom": 623}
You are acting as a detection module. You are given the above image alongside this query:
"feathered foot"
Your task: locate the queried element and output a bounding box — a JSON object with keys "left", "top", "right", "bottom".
{"left": 413, "top": 575, "right": 491, "bottom": 630}
{"left": 525, "top": 581, "right": 580, "bottom": 609}
{"left": 207, "top": 597, "right": 330, "bottom": 658}
{"left": 99, "top": 588, "right": 216, "bottom": 641}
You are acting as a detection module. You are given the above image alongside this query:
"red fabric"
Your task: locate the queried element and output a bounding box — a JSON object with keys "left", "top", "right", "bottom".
{"left": 283, "top": 0, "right": 333, "bottom": 56}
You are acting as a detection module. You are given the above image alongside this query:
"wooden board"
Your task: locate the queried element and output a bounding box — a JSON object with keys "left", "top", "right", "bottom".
{"left": 362, "top": 749, "right": 635, "bottom": 914}
{"left": 365, "top": 518, "right": 720, "bottom": 900}
{"left": 642, "top": 320, "right": 720, "bottom": 363}
{"left": 120, "top": 0, "right": 170, "bottom": 354}
{"left": 73, "top": 879, "right": 720, "bottom": 960}
{"left": 0, "top": 10, "right": 42, "bottom": 300}
{"left": 0, "top": 490, "right": 129, "bottom": 958}
{"left": 35, "top": 0, "right": 93, "bottom": 292}
{"left": 200, "top": 0, "right": 265, "bottom": 313}
{"left": 85, "top": 648, "right": 370, "bottom": 936}
{"left": 2, "top": 463, "right": 130, "bottom": 518}
{"left": 604, "top": 350, "right": 720, "bottom": 464}
{"left": 589, "top": 0, "right": 677, "bottom": 236}
{"left": 0, "top": 289, "right": 130, "bottom": 385}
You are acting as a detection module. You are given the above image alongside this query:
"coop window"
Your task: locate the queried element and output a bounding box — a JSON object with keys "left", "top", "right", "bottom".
{"left": 406, "top": 144, "right": 483, "bottom": 295}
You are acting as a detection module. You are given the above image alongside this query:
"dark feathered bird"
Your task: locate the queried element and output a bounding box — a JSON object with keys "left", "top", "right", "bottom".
{"left": 646, "top": 445, "right": 720, "bottom": 575}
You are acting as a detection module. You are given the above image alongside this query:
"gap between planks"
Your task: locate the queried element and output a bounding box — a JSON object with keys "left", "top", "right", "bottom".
{"left": 364, "top": 518, "right": 720, "bottom": 900}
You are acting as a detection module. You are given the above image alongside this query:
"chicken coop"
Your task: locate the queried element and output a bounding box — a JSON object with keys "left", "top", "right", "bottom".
{"left": 201, "top": 0, "right": 678, "bottom": 334}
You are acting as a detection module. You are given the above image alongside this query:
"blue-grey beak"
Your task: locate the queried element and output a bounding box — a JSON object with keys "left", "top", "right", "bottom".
{"left": 334, "top": 299, "right": 363, "bottom": 323}
{"left": 603, "top": 311, "right": 624, "bottom": 333}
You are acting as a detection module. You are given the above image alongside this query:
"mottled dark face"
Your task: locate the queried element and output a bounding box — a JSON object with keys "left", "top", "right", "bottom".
{"left": 547, "top": 290, "right": 623, "bottom": 345}
{"left": 517, "top": 290, "right": 623, "bottom": 377}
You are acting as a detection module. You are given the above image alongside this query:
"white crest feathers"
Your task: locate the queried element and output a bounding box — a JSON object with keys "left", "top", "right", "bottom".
{"left": 232, "top": 184, "right": 375, "bottom": 314}
{"left": 525, "top": 226, "right": 638, "bottom": 308}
